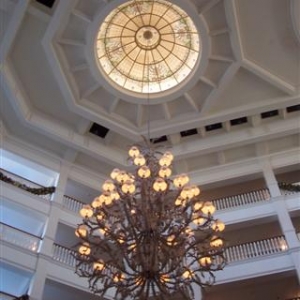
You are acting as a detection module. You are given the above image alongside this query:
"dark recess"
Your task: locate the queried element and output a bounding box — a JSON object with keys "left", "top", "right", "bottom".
{"left": 230, "top": 117, "right": 248, "bottom": 126}
{"left": 261, "top": 110, "right": 279, "bottom": 119}
{"left": 287, "top": 104, "right": 300, "bottom": 113}
{"left": 36, "top": 0, "right": 56, "bottom": 8}
{"left": 89, "top": 123, "right": 109, "bottom": 138}
{"left": 180, "top": 128, "right": 198, "bottom": 137}
{"left": 205, "top": 123, "right": 222, "bottom": 131}
{"left": 150, "top": 135, "right": 168, "bottom": 144}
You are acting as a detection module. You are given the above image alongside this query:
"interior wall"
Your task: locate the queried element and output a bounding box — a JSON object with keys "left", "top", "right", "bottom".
{"left": 200, "top": 177, "right": 267, "bottom": 200}
{"left": 224, "top": 220, "right": 282, "bottom": 246}
{"left": 203, "top": 272, "right": 300, "bottom": 300}
{"left": 276, "top": 169, "right": 300, "bottom": 184}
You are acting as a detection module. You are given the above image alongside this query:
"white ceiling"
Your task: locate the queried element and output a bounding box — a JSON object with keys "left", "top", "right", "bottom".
{"left": 1, "top": 0, "right": 299, "bottom": 178}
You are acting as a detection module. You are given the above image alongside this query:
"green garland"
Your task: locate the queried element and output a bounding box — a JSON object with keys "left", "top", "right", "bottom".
{"left": 278, "top": 182, "right": 300, "bottom": 192}
{"left": 0, "top": 171, "right": 56, "bottom": 195}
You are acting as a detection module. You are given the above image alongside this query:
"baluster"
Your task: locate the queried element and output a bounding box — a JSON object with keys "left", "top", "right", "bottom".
{"left": 248, "top": 242, "right": 255, "bottom": 257}
{"left": 221, "top": 198, "right": 225, "bottom": 210}
{"left": 231, "top": 196, "right": 236, "bottom": 208}
{"left": 253, "top": 242, "right": 259, "bottom": 257}
{"left": 267, "top": 238, "right": 275, "bottom": 254}
{"left": 53, "top": 244, "right": 58, "bottom": 260}
{"left": 256, "top": 240, "right": 263, "bottom": 256}
{"left": 249, "top": 242, "right": 255, "bottom": 257}
{"left": 230, "top": 246, "right": 236, "bottom": 262}
{"left": 241, "top": 244, "right": 247, "bottom": 260}
{"left": 235, "top": 195, "right": 240, "bottom": 206}
{"left": 250, "top": 192, "right": 256, "bottom": 203}
{"left": 64, "top": 247, "right": 69, "bottom": 263}
{"left": 227, "top": 197, "right": 233, "bottom": 209}
{"left": 253, "top": 191, "right": 259, "bottom": 202}
{"left": 236, "top": 245, "right": 243, "bottom": 261}
{"left": 218, "top": 198, "right": 224, "bottom": 210}
{"left": 245, "top": 193, "right": 251, "bottom": 205}
{"left": 262, "top": 239, "right": 269, "bottom": 255}
{"left": 58, "top": 245, "right": 63, "bottom": 261}
{"left": 257, "top": 190, "right": 263, "bottom": 201}
{"left": 226, "top": 248, "right": 232, "bottom": 263}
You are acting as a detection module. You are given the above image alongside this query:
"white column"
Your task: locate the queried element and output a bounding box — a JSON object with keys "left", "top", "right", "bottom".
{"left": 261, "top": 159, "right": 300, "bottom": 282}
{"left": 29, "top": 162, "right": 71, "bottom": 299}
{"left": 192, "top": 283, "right": 203, "bottom": 300}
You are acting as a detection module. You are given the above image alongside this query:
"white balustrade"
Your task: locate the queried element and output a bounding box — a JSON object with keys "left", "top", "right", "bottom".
{"left": 63, "top": 195, "right": 84, "bottom": 213}
{"left": 224, "top": 236, "right": 287, "bottom": 264}
{"left": 53, "top": 244, "right": 77, "bottom": 267}
{"left": 212, "top": 188, "right": 271, "bottom": 211}
{"left": 0, "top": 223, "right": 41, "bottom": 252}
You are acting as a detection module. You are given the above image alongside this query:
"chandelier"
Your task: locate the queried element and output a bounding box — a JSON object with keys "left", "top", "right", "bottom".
{"left": 74, "top": 143, "right": 226, "bottom": 299}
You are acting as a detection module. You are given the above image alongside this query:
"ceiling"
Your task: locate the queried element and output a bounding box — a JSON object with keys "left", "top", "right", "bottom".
{"left": 0, "top": 0, "right": 299, "bottom": 180}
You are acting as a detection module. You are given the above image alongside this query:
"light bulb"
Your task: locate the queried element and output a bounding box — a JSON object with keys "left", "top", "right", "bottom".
{"left": 79, "top": 243, "right": 91, "bottom": 255}
{"left": 201, "top": 201, "right": 216, "bottom": 215}
{"left": 100, "top": 192, "right": 113, "bottom": 206}
{"left": 159, "top": 166, "right": 172, "bottom": 178}
{"left": 210, "top": 236, "right": 223, "bottom": 248}
{"left": 110, "top": 168, "right": 120, "bottom": 180}
{"left": 199, "top": 256, "right": 212, "bottom": 267}
{"left": 134, "top": 154, "right": 146, "bottom": 166}
{"left": 102, "top": 180, "right": 115, "bottom": 192}
{"left": 175, "top": 197, "right": 184, "bottom": 206}
{"left": 180, "top": 185, "right": 194, "bottom": 200}
{"left": 193, "top": 216, "right": 205, "bottom": 226}
{"left": 75, "top": 224, "right": 88, "bottom": 238}
{"left": 91, "top": 197, "right": 103, "bottom": 208}
{"left": 111, "top": 190, "right": 120, "bottom": 200}
{"left": 194, "top": 201, "right": 203, "bottom": 211}
{"left": 116, "top": 171, "right": 129, "bottom": 184}
{"left": 79, "top": 205, "right": 93, "bottom": 218}
{"left": 173, "top": 174, "right": 189, "bottom": 188}
{"left": 138, "top": 165, "right": 151, "bottom": 178}
{"left": 93, "top": 260, "right": 105, "bottom": 271}
{"left": 122, "top": 180, "right": 135, "bottom": 194}
{"left": 182, "top": 269, "right": 192, "bottom": 279}
{"left": 153, "top": 178, "right": 167, "bottom": 192}
{"left": 212, "top": 220, "right": 225, "bottom": 232}
{"left": 128, "top": 146, "right": 140, "bottom": 158}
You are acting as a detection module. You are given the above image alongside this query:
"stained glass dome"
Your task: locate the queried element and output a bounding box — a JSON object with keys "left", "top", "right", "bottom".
{"left": 96, "top": 0, "right": 201, "bottom": 95}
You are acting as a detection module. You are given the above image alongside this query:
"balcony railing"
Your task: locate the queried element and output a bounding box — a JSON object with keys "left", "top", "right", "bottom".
{"left": 212, "top": 188, "right": 270, "bottom": 211}
{"left": 63, "top": 195, "right": 84, "bottom": 213}
{"left": 225, "top": 235, "right": 288, "bottom": 264}
{"left": 52, "top": 236, "right": 288, "bottom": 269}
{"left": 62, "top": 188, "right": 272, "bottom": 216}
{"left": 0, "top": 222, "right": 41, "bottom": 252}
{"left": 0, "top": 168, "right": 54, "bottom": 201}
{"left": 52, "top": 243, "right": 77, "bottom": 267}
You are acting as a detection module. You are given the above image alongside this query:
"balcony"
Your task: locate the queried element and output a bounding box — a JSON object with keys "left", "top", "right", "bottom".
{"left": 50, "top": 234, "right": 289, "bottom": 285}
{"left": 0, "top": 222, "right": 42, "bottom": 253}
{"left": 0, "top": 169, "right": 55, "bottom": 201}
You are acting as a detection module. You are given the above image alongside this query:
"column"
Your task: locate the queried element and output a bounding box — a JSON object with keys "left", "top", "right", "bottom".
{"left": 261, "top": 159, "right": 300, "bottom": 282}
{"left": 29, "top": 162, "right": 71, "bottom": 300}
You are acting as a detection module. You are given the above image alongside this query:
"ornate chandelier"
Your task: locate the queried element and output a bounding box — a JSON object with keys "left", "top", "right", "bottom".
{"left": 74, "top": 143, "right": 226, "bottom": 299}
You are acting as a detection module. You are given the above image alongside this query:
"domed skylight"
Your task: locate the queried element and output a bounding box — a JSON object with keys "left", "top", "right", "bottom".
{"left": 96, "top": 0, "right": 201, "bottom": 95}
